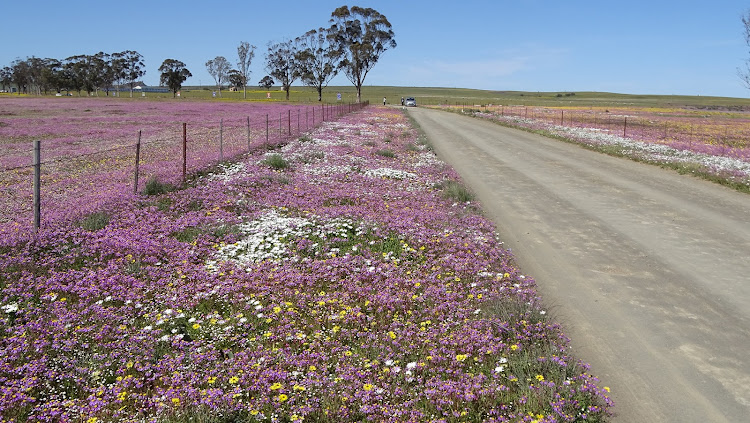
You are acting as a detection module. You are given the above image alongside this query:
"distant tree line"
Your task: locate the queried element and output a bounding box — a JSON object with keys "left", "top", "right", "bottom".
{"left": 1, "top": 51, "right": 146, "bottom": 97}
{"left": 3, "top": 5, "right": 396, "bottom": 103}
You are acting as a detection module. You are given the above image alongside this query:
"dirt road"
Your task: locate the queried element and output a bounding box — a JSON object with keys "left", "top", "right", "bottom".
{"left": 407, "top": 107, "right": 750, "bottom": 422}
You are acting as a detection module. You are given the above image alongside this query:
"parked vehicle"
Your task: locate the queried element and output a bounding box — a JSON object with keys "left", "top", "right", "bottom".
{"left": 405, "top": 97, "right": 417, "bottom": 107}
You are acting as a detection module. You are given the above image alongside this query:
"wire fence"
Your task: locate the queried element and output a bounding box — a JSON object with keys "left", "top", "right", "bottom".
{"left": 440, "top": 103, "right": 750, "bottom": 156}
{"left": 0, "top": 102, "right": 369, "bottom": 234}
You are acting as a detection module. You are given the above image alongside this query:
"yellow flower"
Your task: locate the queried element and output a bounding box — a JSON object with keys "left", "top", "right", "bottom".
{"left": 87, "top": 418, "right": 98, "bottom": 423}
{"left": 273, "top": 306, "right": 282, "bottom": 313}
{"left": 536, "top": 374, "right": 545, "bottom": 381}
{"left": 344, "top": 350, "right": 353, "bottom": 356}
{"left": 270, "top": 382, "right": 283, "bottom": 390}
{"left": 293, "top": 384, "right": 305, "bottom": 392}
{"left": 363, "top": 383, "right": 374, "bottom": 391}
{"left": 388, "top": 331, "right": 397, "bottom": 339}
{"left": 229, "top": 376, "right": 239, "bottom": 384}
{"left": 208, "top": 376, "right": 216, "bottom": 384}
{"left": 604, "top": 386, "right": 611, "bottom": 393}
{"left": 192, "top": 323, "right": 200, "bottom": 330}
{"left": 510, "top": 344, "right": 519, "bottom": 351}
{"left": 171, "top": 397, "right": 180, "bottom": 405}
{"left": 309, "top": 365, "right": 317, "bottom": 371}
{"left": 277, "top": 393, "right": 288, "bottom": 402}
{"left": 117, "top": 391, "right": 127, "bottom": 401}
{"left": 126, "top": 361, "right": 134, "bottom": 369}
{"left": 455, "top": 354, "right": 468, "bottom": 362}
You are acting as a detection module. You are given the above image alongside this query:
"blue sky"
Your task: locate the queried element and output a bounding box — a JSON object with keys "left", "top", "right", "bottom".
{"left": 3, "top": 0, "right": 750, "bottom": 98}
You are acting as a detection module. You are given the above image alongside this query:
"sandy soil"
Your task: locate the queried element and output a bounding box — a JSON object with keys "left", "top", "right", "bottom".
{"left": 407, "top": 107, "right": 750, "bottom": 422}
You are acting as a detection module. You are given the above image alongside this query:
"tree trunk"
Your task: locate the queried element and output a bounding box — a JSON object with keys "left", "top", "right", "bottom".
{"left": 356, "top": 84, "right": 362, "bottom": 104}
{"left": 317, "top": 86, "right": 322, "bottom": 102}
{"left": 243, "top": 84, "right": 247, "bottom": 100}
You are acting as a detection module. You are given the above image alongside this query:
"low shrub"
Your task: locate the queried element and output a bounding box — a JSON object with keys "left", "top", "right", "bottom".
{"left": 437, "top": 179, "right": 476, "bottom": 202}
{"left": 263, "top": 154, "right": 289, "bottom": 170}
{"left": 375, "top": 149, "right": 396, "bottom": 158}
{"left": 143, "top": 176, "right": 175, "bottom": 196}
{"left": 79, "top": 211, "right": 110, "bottom": 231}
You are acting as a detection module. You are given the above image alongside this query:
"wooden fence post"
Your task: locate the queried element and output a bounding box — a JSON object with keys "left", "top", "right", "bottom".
{"left": 623, "top": 117, "right": 627, "bottom": 138}
{"left": 247, "top": 116, "right": 251, "bottom": 151}
{"left": 266, "top": 114, "right": 269, "bottom": 149}
{"left": 33, "top": 140, "right": 41, "bottom": 231}
{"left": 219, "top": 119, "right": 224, "bottom": 162}
{"left": 134, "top": 130, "right": 141, "bottom": 194}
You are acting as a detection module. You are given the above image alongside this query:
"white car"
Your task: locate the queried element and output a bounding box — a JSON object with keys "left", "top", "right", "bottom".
{"left": 405, "top": 97, "right": 417, "bottom": 107}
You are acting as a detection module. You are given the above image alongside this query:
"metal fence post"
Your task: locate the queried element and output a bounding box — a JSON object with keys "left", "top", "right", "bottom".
{"left": 247, "top": 116, "right": 251, "bottom": 151}
{"left": 182, "top": 123, "right": 187, "bottom": 182}
{"left": 134, "top": 130, "right": 141, "bottom": 194}
{"left": 220, "top": 118, "right": 224, "bottom": 162}
{"left": 33, "top": 140, "right": 41, "bottom": 231}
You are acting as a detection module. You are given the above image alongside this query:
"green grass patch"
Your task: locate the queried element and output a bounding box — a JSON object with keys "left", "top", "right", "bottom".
{"left": 263, "top": 154, "right": 289, "bottom": 170}
{"left": 78, "top": 211, "right": 110, "bottom": 231}
{"left": 143, "top": 176, "right": 176, "bottom": 196}
{"left": 375, "top": 149, "right": 396, "bottom": 158}
{"left": 172, "top": 226, "right": 202, "bottom": 243}
{"left": 436, "top": 180, "right": 476, "bottom": 202}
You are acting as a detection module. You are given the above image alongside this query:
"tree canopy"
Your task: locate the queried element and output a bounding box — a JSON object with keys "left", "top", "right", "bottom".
{"left": 328, "top": 6, "right": 396, "bottom": 103}
{"left": 265, "top": 40, "right": 299, "bottom": 100}
{"left": 295, "top": 27, "right": 341, "bottom": 101}
{"left": 236, "top": 41, "right": 256, "bottom": 99}
{"left": 205, "top": 56, "right": 232, "bottom": 97}
{"left": 159, "top": 59, "right": 192, "bottom": 98}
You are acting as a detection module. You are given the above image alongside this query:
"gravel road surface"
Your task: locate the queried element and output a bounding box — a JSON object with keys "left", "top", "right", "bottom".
{"left": 407, "top": 106, "right": 750, "bottom": 422}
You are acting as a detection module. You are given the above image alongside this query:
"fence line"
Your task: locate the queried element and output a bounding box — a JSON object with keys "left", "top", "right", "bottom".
{"left": 1, "top": 101, "right": 369, "bottom": 231}
{"left": 440, "top": 104, "right": 750, "bottom": 154}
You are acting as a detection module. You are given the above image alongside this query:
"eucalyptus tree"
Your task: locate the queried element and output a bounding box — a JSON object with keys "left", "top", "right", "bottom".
{"left": 93, "top": 52, "right": 117, "bottom": 96}
{"left": 10, "top": 58, "right": 30, "bottom": 94}
{"left": 64, "top": 55, "right": 101, "bottom": 96}
{"left": 228, "top": 69, "right": 244, "bottom": 90}
{"left": 206, "top": 56, "right": 232, "bottom": 97}
{"left": 39, "top": 58, "right": 63, "bottom": 94}
{"left": 118, "top": 50, "right": 145, "bottom": 97}
{"left": 265, "top": 39, "right": 299, "bottom": 100}
{"left": 328, "top": 6, "right": 396, "bottom": 103}
{"left": 741, "top": 11, "right": 750, "bottom": 89}
{"left": 109, "top": 52, "right": 127, "bottom": 96}
{"left": 259, "top": 75, "right": 274, "bottom": 90}
{"left": 295, "top": 27, "right": 341, "bottom": 101}
{"left": 0, "top": 66, "right": 12, "bottom": 92}
{"left": 236, "top": 41, "right": 256, "bottom": 99}
{"left": 159, "top": 59, "right": 192, "bottom": 98}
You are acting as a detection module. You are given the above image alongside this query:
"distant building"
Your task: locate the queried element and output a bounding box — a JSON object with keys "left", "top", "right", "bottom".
{"left": 126, "top": 82, "right": 170, "bottom": 93}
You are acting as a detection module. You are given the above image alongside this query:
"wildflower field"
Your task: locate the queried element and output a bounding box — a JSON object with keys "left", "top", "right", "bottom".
{"left": 0, "top": 97, "right": 351, "bottom": 233}
{"left": 0, "top": 101, "right": 612, "bottom": 422}
{"left": 444, "top": 104, "right": 750, "bottom": 191}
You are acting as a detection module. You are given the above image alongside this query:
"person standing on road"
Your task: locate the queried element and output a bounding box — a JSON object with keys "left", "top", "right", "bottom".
{"left": 383, "top": 97, "right": 387, "bottom": 105}
{"left": 401, "top": 97, "right": 405, "bottom": 106}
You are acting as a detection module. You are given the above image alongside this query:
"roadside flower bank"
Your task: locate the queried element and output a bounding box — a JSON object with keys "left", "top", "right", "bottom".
{"left": 0, "top": 106, "right": 612, "bottom": 422}
{"left": 454, "top": 107, "right": 750, "bottom": 190}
